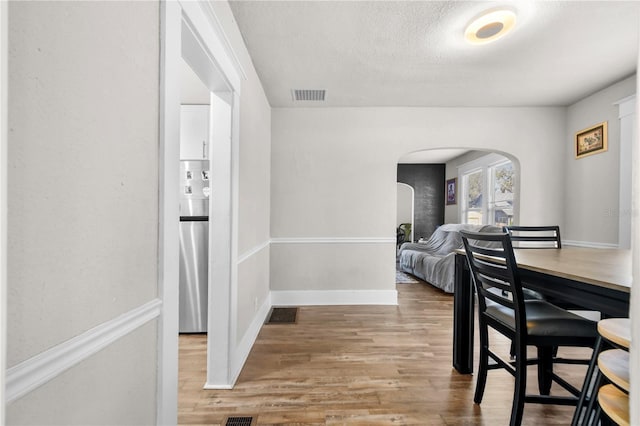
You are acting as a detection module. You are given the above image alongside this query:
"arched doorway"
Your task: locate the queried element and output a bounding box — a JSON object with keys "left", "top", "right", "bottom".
{"left": 398, "top": 148, "right": 520, "bottom": 234}
{"left": 396, "top": 183, "right": 414, "bottom": 243}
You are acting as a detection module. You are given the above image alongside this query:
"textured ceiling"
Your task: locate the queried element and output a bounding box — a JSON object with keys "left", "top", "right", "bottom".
{"left": 229, "top": 1, "right": 640, "bottom": 107}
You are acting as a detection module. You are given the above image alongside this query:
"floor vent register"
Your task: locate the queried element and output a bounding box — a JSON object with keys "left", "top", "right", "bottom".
{"left": 222, "top": 416, "right": 256, "bottom": 426}
{"left": 266, "top": 307, "right": 298, "bottom": 324}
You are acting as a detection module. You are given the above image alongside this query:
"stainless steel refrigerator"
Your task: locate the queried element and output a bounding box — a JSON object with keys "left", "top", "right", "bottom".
{"left": 179, "top": 160, "right": 210, "bottom": 333}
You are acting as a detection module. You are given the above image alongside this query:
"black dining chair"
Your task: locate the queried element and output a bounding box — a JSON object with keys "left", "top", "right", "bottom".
{"left": 460, "top": 230, "right": 598, "bottom": 426}
{"left": 503, "top": 225, "right": 561, "bottom": 357}
{"left": 503, "top": 225, "right": 561, "bottom": 248}
{"left": 504, "top": 225, "right": 594, "bottom": 313}
{"left": 503, "top": 225, "right": 561, "bottom": 303}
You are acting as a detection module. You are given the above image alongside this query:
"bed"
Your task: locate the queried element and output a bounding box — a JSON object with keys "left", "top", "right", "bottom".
{"left": 398, "top": 223, "right": 502, "bottom": 293}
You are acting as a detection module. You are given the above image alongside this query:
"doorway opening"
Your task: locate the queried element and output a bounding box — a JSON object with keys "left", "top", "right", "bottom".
{"left": 395, "top": 148, "right": 520, "bottom": 288}
{"left": 159, "top": 3, "right": 242, "bottom": 422}
{"left": 180, "top": 15, "right": 234, "bottom": 388}
{"left": 396, "top": 182, "right": 414, "bottom": 246}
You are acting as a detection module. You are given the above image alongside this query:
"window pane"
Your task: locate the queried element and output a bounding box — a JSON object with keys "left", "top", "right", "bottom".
{"left": 492, "top": 162, "right": 514, "bottom": 227}
{"left": 467, "top": 171, "right": 483, "bottom": 209}
{"left": 466, "top": 210, "right": 483, "bottom": 225}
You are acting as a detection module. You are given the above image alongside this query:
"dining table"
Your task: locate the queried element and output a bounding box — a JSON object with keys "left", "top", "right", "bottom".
{"left": 452, "top": 246, "right": 632, "bottom": 374}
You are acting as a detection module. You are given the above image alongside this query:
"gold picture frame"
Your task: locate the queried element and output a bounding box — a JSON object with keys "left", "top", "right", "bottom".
{"left": 575, "top": 121, "right": 607, "bottom": 159}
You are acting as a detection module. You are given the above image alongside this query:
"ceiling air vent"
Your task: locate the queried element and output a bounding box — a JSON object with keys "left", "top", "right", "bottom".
{"left": 292, "top": 89, "right": 326, "bottom": 101}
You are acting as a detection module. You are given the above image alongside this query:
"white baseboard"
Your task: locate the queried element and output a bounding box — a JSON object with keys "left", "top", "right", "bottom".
{"left": 6, "top": 299, "right": 162, "bottom": 403}
{"left": 563, "top": 240, "right": 619, "bottom": 249}
{"left": 231, "top": 295, "right": 272, "bottom": 384}
{"left": 203, "top": 288, "right": 397, "bottom": 390}
{"left": 270, "top": 289, "right": 398, "bottom": 306}
{"left": 203, "top": 293, "right": 272, "bottom": 390}
{"left": 202, "top": 383, "right": 233, "bottom": 390}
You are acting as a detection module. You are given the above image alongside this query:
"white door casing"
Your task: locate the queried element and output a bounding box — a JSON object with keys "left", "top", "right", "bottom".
{"left": 159, "top": 1, "right": 242, "bottom": 423}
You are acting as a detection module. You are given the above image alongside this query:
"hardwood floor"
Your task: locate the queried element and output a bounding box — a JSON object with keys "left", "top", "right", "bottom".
{"left": 179, "top": 281, "right": 590, "bottom": 425}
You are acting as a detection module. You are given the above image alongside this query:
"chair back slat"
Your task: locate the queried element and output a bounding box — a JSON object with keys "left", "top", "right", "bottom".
{"left": 480, "top": 287, "right": 515, "bottom": 309}
{"left": 469, "top": 244, "right": 508, "bottom": 258}
{"left": 473, "top": 259, "right": 512, "bottom": 283}
{"left": 477, "top": 272, "right": 512, "bottom": 294}
{"left": 503, "top": 225, "right": 562, "bottom": 249}
{"left": 460, "top": 230, "right": 526, "bottom": 334}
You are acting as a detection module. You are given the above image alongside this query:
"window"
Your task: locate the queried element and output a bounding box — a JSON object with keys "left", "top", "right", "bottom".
{"left": 459, "top": 154, "right": 516, "bottom": 226}
{"left": 489, "top": 161, "right": 515, "bottom": 227}
{"left": 463, "top": 169, "right": 484, "bottom": 224}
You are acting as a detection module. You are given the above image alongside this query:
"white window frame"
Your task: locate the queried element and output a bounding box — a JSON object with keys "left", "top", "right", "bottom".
{"left": 460, "top": 167, "right": 485, "bottom": 225}
{"left": 487, "top": 159, "right": 515, "bottom": 227}
{"left": 458, "top": 153, "right": 517, "bottom": 226}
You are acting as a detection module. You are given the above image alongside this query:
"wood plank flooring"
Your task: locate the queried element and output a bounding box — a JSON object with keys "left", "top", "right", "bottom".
{"left": 179, "top": 280, "right": 591, "bottom": 425}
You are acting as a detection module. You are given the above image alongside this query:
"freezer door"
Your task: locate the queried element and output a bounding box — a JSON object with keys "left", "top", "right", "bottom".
{"left": 179, "top": 160, "right": 209, "bottom": 217}
{"left": 179, "top": 220, "right": 209, "bottom": 333}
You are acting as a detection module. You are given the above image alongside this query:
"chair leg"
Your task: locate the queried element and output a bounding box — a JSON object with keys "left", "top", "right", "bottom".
{"left": 571, "top": 336, "right": 602, "bottom": 426}
{"left": 510, "top": 339, "right": 527, "bottom": 426}
{"left": 584, "top": 370, "right": 603, "bottom": 425}
{"left": 592, "top": 404, "right": 603, "bottom": 425}
{"left": 537, "top": 346, "right": 553, "bottom": 395}
{"left": 474, "top": 321, "right": 489, "bottom": 404}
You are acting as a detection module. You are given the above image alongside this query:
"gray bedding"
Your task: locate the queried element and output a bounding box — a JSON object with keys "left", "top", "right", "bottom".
{"left": 398, "top": 223, "right": 501, "bottom": 293}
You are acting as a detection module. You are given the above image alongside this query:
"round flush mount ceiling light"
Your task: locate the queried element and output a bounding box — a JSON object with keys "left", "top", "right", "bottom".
{"left": 464, "top": 9, "right": 517, "bottom": 45}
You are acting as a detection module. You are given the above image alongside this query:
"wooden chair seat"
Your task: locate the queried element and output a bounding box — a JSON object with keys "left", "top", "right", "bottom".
{"left": 598, "top": 384, "right": 629, "bottom": 426}
{"left": 598, "top": 349, "right": 629, "bottom": 392}
{"left": 597, "top": 318, "right": 631, "bottom": 349}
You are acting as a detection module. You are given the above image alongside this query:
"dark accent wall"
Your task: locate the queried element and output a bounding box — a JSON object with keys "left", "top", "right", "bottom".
{"left": 397, "top": 164, "right": 445, "bottom": 241}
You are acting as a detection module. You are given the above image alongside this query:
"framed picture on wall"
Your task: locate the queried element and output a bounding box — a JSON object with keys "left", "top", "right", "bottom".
{"left": 575, "top": 121, "right": 608, "bottom": 159}
{"left": 446, "top": 178, "right": 457, "bottom": 205}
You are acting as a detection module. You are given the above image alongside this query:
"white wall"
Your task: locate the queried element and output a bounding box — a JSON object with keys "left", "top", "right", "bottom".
{"left": 7, "top": 2, "right": 159, "bottom": 424}
{"left": 564, "top": 75, "right": 636, "bottom": 246}
{"left": 271, "top": 107, "right": 566, "bottom": 294}
{"left": 7, "top": 323, "right": 157, "bottom": 425}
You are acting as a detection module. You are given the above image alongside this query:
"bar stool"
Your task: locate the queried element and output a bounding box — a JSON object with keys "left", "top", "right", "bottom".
{"left": 598, "top": 385, "right": 628, "bottom": 425}
{"left": 598, "top": 350, "right": 629, "bottom": 425}
{"left": 571, "top": 318, "right": 630, "bottom": 425}
{"left": 598, "top": 318, "right": 631, "bottom": 349}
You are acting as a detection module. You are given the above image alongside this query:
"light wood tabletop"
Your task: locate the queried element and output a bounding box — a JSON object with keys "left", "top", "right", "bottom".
{"left": 453, "top": 245, "right": 631, "bottom": 375}
{"left": 512, "top": 247, "right": 631, "bottom": 293}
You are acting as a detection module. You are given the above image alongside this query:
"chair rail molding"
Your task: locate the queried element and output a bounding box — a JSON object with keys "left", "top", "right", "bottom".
{"left": 270, "top": 237, "right": 395, "bottom": 244}
{"left": 6, "top": 299, "right": 162, "bottom": 404}
{"left": 237, "top": 239, "right": 270, "bottom": 264}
